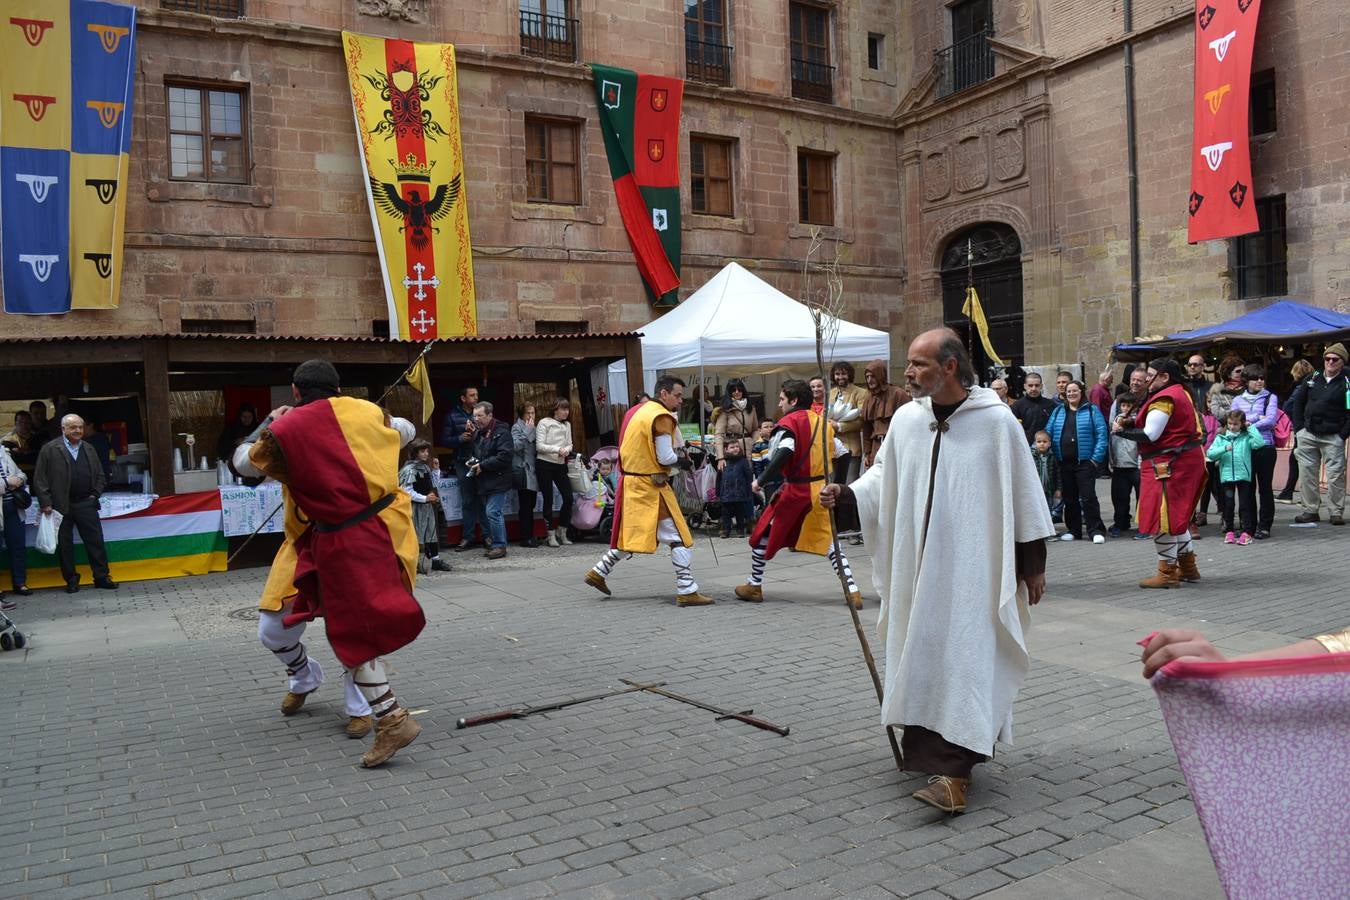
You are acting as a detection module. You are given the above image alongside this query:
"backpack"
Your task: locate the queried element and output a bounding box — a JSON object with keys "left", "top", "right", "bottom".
{"left": 1260, "top": 394, "right": 1294, "bottom": 450}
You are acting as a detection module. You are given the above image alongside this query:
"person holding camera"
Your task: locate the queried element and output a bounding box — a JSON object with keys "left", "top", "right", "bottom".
{"left": 440, "top": 386, "right": 487, "bottom": 551}
{"left": 0, "top": 442, "right": 31, "bottom": 606}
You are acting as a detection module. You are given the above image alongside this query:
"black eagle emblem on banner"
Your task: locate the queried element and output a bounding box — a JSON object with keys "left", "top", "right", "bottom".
{"left": 369, "top": 174, "right": 461, "bottom": 251}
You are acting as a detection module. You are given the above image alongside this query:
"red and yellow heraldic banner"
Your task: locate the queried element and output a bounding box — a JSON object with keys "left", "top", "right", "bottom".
{"left": 1187, "top": 0, "right": 1262, "bottom": 243}
{"left": 343, "top": 32, "right": 476, "bottom": 340}
{"left": 0, "top": 0, "right": 136, "bottom": 314}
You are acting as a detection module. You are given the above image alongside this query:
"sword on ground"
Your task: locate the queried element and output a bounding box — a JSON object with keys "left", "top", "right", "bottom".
{"left": 456, "top": 681, "right": 665, "bottom": 729}
{"left": 621, "top": 678, "right": 790, "bottom": 736}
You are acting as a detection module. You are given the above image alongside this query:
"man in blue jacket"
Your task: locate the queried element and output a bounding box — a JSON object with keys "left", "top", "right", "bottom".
{"left": 440, "top": 385, "right": 486, "bottom": 549}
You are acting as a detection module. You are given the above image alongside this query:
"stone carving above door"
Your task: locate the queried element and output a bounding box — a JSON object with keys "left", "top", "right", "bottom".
{"left": 357, "top": 0, "right": 426, "bottom": 22}
{"left": 924, "top": 150, "right": 952, "bottom": 202}
{"left": 993, "top": 123, "right": 1026, "bottom": 182}
{"left": 954, "top": 134, "right": 988, "bottom": 193}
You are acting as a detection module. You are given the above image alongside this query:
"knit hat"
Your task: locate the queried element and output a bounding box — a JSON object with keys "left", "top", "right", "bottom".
{"left": 1325, "top": 343, "right": 1348, "bottom": 361}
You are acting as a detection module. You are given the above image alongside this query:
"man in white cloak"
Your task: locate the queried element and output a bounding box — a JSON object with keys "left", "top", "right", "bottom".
{"left": 822, "top": 329, "right": 1054, "bottom": 814}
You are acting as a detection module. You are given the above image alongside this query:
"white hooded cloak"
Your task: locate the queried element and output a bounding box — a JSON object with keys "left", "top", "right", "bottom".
{"left": 850, "top": 386, "right": 1055, "bottom": 756}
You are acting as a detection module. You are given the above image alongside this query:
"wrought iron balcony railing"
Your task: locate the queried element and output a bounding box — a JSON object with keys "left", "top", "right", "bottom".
{"left": 520, "top": 11, "right": 579, "bottom": 63}
{"left": 161, "top": 0, "right": 245, "bottom": 16}
{"left": 934, "top": 30, "right": 994, "bottom": 97}
{"left": 686, "top": 38, "right": 733, "bottom": 86}
{"left": 790, "top": 57, "right": 834, "bottom": 103}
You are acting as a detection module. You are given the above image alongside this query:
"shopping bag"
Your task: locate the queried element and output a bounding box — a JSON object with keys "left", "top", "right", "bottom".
{"left": 566, "top": 456, "right": 589, "bottom": 493}
{"left": 36, "top": 511, "right": 58, "bottom": 555}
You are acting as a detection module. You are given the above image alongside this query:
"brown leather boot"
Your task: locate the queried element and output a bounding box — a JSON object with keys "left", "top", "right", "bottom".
{"left": 584, "top": 570, "right": 611, "bottom": 596}
{"left": 913, "top": 776, "right": 969, "bottom": 814}
{"left": 675, "top": 590, "right": 715, "bottom": 607}
{"left": 734, "top": 584, "right": 763, "bottom": 603}
{"left": 360, "top": 708, "right": 421, "bottom": 768}
{"left": 346, "top": 715, "right": 373, "bottom": 738}
{"left": 280, "top": 690, "right": 314, "bottom": 716}
{"left": 1176, "top": 551, "right": 1201, "bottom": 582}
{"left": 1140, "top": 560, "right": 1181, "bottom": 589}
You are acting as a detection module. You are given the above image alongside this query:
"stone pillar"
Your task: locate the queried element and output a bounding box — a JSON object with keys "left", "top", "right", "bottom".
{"left": 1021, "top": 95, "right": 1058, "bottom": 361}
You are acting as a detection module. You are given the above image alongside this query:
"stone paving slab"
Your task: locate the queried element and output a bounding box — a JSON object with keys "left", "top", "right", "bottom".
{"left": 0, "top": 501, "right": 1337, "bottom": 897}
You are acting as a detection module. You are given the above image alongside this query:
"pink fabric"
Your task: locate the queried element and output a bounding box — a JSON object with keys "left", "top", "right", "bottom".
{"left": 1151, "top": 652, "right": 1350, "bottom": 899}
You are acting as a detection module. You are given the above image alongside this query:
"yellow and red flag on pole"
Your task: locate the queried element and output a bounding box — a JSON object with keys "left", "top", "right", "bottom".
{"left": 343, "top": 32, "right": 476, "bottom": 340}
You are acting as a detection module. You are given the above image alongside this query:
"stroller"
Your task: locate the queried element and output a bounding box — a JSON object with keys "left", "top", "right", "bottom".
{"left": 0, "top": 609, "right": 26, "bottom": 651}
{"left": 671, "top": 453, "right": 718, "bottom": 533}
{"left": 569, "top": 446, "right": 619, "bottom": 540}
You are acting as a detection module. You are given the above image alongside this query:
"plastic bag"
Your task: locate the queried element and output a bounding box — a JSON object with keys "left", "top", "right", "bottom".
{"left": 36, "top": 511, "right": 58, "bottom": 555}
{"left": 566, "top": 456, "right": 589, "bottom": 493}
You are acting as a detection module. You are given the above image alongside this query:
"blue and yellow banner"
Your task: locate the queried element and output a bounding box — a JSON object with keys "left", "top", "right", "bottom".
{"left": 0, "top": 0, "right": 135, "bottom": 315}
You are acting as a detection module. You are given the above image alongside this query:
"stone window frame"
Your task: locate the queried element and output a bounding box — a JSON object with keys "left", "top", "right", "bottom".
{"left": 787, "top": 137, "right": 854, "bottom": 242}
{"left": 523, "top": 114, "right": 582, "bottom": 205}
{"left": 164, "top": 80, "right": 251, "bottom": 185}
{"left": 796, "top": 148, "right": 835, "bottom": 226}
{"left": 510, "top": 99, "right": 604, "bottom": 225}
{"left": 788, "top": 0, "right": 835, "bottom": 104}
{"left": 1231, "top": 195, "right": 1288, "bottom": 300}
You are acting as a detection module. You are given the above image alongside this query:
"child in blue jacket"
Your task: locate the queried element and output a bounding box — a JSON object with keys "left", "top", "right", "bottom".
{"left": 1206, "top": 409, "right": 1264, "bottom": 544}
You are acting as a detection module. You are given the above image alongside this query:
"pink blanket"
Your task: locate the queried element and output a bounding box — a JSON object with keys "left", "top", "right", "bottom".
{"left": 1151, "top": 652, "right": 1350, "bottom": 899}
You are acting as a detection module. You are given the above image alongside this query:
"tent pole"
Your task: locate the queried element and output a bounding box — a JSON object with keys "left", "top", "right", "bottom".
{"left": 698, "top": 364, "right": 706, "bottom": 461}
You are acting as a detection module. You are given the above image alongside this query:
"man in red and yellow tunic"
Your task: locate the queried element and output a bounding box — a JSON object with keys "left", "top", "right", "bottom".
{"left": 584, "top": 375, "right": 714, "bottom": 606}
{"left": 734, "top": 379, "right": 862, "bottom": 608}
{"left": 1111, "top": 357, "right": 1207, "bottom": 589}
{"left": 234, "top": 360, "right": 425, "bottom": 767}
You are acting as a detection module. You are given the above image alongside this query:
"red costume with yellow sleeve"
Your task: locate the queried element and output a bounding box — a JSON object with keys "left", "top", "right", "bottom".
{"left": 1135, "top": 383, "right": 1207, "bottom": 536}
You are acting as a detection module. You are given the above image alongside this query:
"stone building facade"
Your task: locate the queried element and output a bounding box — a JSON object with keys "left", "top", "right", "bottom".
{"left": 3, "top": 0, "right": 1345, "bottom": 377}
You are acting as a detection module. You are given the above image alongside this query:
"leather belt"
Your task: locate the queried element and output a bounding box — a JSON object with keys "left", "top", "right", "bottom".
{"left": 314, "top": 492, "right": 396, "bottom": 533}
{"left": 1141, "top": 439, "right": 1202, "bottom": 460}
{"left": 786, "top": 474, "right": 826, "bottom": 484}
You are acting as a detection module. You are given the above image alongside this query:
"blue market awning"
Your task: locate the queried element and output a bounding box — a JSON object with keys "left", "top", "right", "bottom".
{"left": 1114, "top": 300, "right": 1350, "bottom": 356}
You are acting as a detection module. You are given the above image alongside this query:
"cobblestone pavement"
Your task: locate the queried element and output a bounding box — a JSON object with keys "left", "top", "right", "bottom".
{"left": 4, "top": 501, "right": 1345, "bottom": 899}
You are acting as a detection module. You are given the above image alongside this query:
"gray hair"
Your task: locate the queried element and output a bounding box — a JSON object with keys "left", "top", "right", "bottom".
{"left": 473, "top": 401, "right": 494, "bottom": 416}
{"left": 60, "top": 414, "right": 84, "bottom": 428}
{"left": 935, "top": 333, "right": 978, "bottom": 389}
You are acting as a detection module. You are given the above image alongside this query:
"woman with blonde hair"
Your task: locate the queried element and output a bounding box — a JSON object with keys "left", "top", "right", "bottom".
{"left": 1276, "top": 358, "right": 1316, "bottom": 502}
{"left": 535, "top": 397, "right": 575, "bottom": 547}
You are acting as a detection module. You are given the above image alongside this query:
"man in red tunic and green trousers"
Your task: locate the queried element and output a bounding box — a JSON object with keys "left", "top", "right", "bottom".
{"left": 1111, "top": 357, "right": 1207, "bottom": 589}
{"left": 236, "top": 360, "right": 425, "bottom": 767}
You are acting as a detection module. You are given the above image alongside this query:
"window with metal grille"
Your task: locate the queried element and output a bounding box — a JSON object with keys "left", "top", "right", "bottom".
{"left": 167, "top": 82, "right": 249, "bottom": 183}
{"left": 690, "top": 136, "right": 734, "bottom": 217}
{"left": 1250, "top": 69, "right": 1276, "bottom": 135}
{"left": 161, "top": 0, "right": 245, "bottom": 16}
{"left": 535, "top": 320, "right": 589, "bottom": 334}
{"left": 797, "top": 149, "right": 834, "bottom": 226}
{"left": 1234, "top": 196, "right": 1287, "bottom": 299}
{"left": 789, "top": 3, "right": 833, "bottom": 103}
{"left": 685, "top": 0, "right": 733, "bottom": 86}
{"left": 525, "top": 115, "right": 581, "bottom": 205}
{"left": 520, "top": 0, "right": 578, "bottom": 63}
{"left": 180, "top": 319, "right": 256, "bottom": 334}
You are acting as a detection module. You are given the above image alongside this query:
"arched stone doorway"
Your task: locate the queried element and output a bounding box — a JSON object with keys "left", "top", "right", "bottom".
{"left": 939, "top": 223, "right": 1024, "bottom": 384}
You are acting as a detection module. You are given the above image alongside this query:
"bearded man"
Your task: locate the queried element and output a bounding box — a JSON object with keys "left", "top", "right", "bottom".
{"left": 234, "top": 359, "right": 425, "bottom": 767}
{"left": 1110, "top": 357, "right": 1207, "bottom": 588}
{"left": 822, "top": 329, "right": 1053, "bottom": 814}
{"left": 584, "top": 375, "right": 714, "bottom": 607}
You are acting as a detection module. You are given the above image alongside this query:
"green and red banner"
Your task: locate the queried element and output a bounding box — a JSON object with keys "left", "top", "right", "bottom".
{"left": 591, "top": 64, "right": 682, "bottom": 306}
{"left": 1187, "top": 0, "right": 1262, "bottom": 243}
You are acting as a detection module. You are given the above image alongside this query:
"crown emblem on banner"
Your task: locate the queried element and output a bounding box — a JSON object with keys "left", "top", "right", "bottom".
{"left": 391, "top": 154, "right": 434, "bottom": 183}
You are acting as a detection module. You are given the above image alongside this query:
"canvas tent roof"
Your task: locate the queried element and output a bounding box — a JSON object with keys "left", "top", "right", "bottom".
{"left": 1114, "top": 300, "right": 1350, "bottom": 358}
{"left": 607, "top": 261, "right": 891, "bottom": 397}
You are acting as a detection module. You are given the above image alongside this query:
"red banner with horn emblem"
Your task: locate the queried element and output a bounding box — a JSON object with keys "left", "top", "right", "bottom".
{"left": 1187, "top": 0, "right": 1262, "bottom": 243}
{"left": 343, "top": 31, "right": 477, "bottom": 340}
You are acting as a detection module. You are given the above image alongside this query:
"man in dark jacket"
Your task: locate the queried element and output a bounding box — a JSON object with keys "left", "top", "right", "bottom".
{"left": 1011, "top": 373, "right": 1058, "bottom": 445}
{"left": 440, "top": 386, "right": 486, "bottom": 550}
{"left": 34, "top": 414, "right": 117, "bottom": 592}
{"left": 1286, "top": 343, "right": 1350, "bottom": 525}
{"left": 468, "top": 401, "right": 515, "bottom": 558}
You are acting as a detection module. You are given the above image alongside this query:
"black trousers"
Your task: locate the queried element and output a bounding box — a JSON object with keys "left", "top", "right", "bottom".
{"left": 1060, "top": 459, "right": 1106, "bottom": 538}
{"left": 517, "top": 488, "right": 537, "bottom": 541}
{"left": 1280, "top": 437, "right": 1299, "bottom": 495}
{"left": 720, "top": 500, "right": 754, "bottom": 534}
{"left": 57, "top": 496, "right": 110, "bottom": 583}
{"left": 901, "top": 724, "right": 987, "bottom": 779}
{"left": 535, "top": 459, "right": 572, "bottom": 528}
{"left": 1199, "top": 462, "right": 1219, "bottom": 515}
{"left": 1250, "top": 444, "right": 1276, "bottom": 531}
{"left": 1110, "top": 466, "right": 1140, "bottom": 531}
{"left": 1219, "top": 480, "right": 1256, "bottom": 534}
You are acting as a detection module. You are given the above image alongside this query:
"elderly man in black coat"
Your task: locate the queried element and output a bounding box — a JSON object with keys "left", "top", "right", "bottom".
{"left": 34, "top": 414, "right": 117, "bottom": 593}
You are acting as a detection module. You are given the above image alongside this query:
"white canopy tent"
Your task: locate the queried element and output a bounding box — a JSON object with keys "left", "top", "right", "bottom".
{"left": 607, "top": 261, "right": 891, "bottom": 404}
